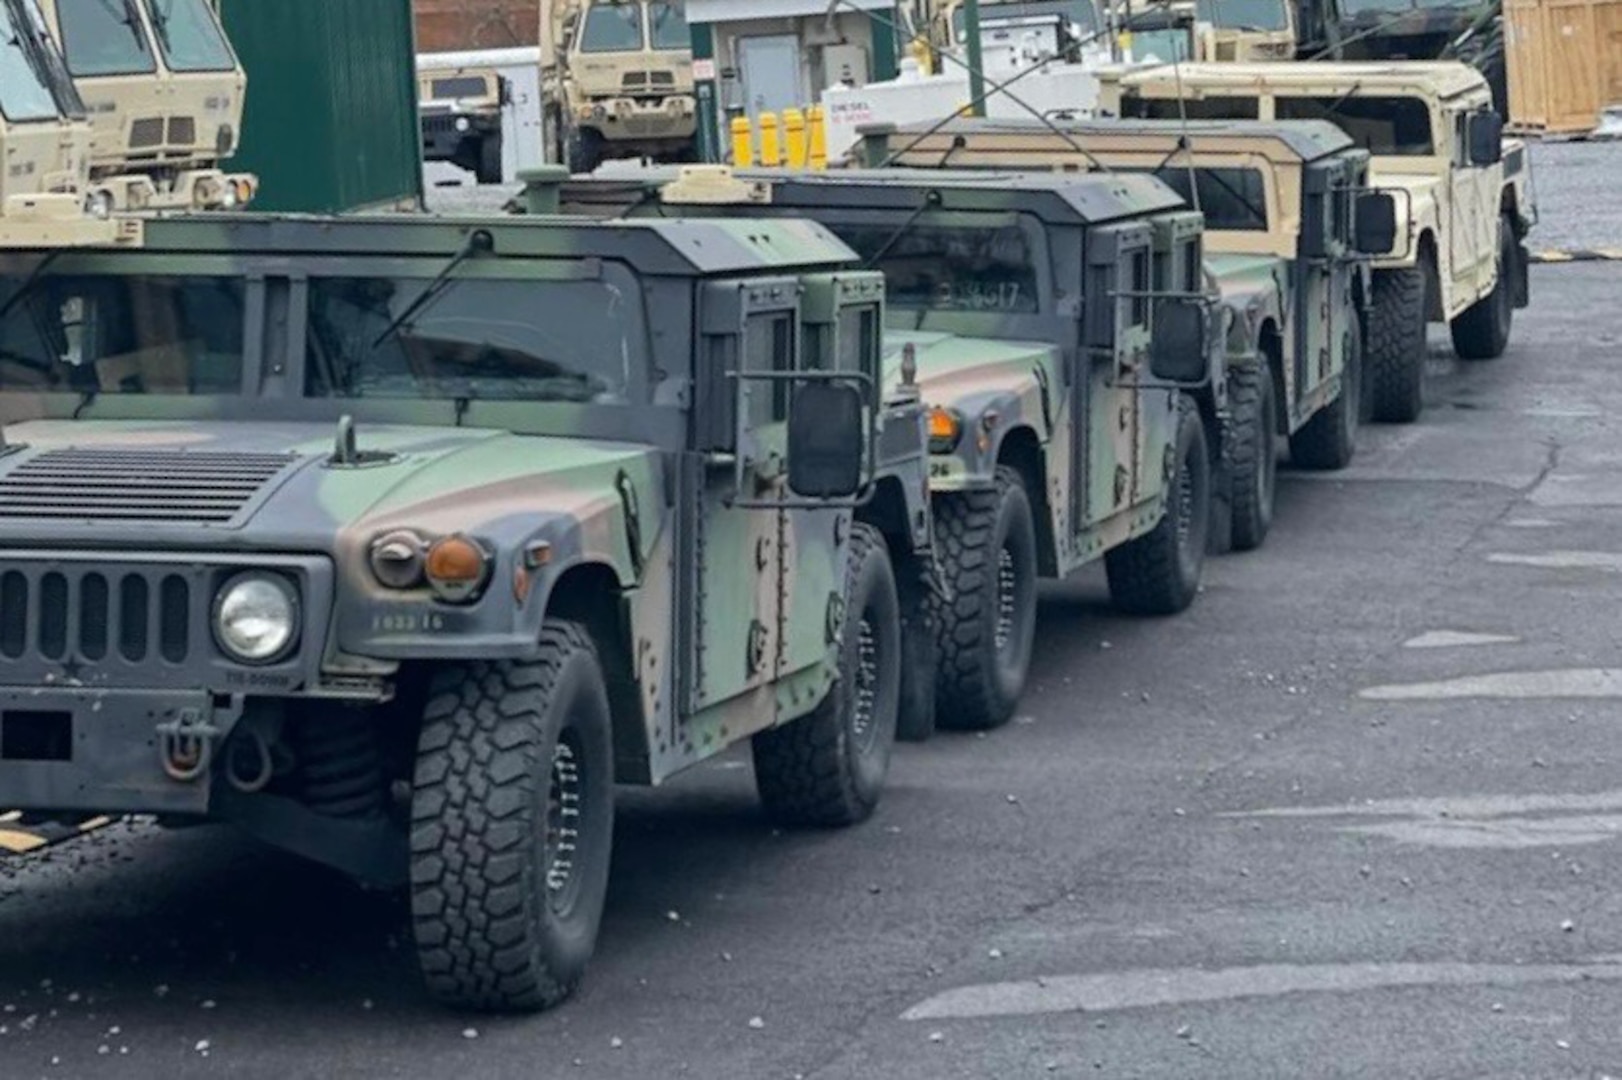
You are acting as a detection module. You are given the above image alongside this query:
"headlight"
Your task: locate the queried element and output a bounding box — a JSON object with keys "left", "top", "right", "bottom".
{"left": 213, "top": 573, "right": 299, "bottom": 664}
{"left": 454, "top": 115, "right": 471, "bottom": 133}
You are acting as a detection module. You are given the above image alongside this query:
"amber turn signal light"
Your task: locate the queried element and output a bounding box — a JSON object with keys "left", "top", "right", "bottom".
{"left": 425, "top": 535, "right": 491, "bottom": 603}
{"left": 928, "top": 407, "right": 963, "bottom": 453}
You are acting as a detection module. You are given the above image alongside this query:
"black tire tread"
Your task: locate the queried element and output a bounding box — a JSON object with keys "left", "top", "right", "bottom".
{"left": 1226, "top": 362, "right": 1271, "bottom": 552}
{"left": 410, "top": 624, "right": 602, "bottom": 1012}
{"left": 927, "top": 466, "right": 1031, "bottom": 731}
{"left": 753, "top": 523, "right": 896, "bottom": 827}
{"left": 1106, "top": 396, "right": 1207, "bottom": 616}
{"left": 1367, "top": 266, "right": 1427, "bottom": 424}
{"left": 1290, "top": 318, "right": 1360, "bottom": 472}
{"left": 1450, "top": 216, "right": 1514, "bottom": 361}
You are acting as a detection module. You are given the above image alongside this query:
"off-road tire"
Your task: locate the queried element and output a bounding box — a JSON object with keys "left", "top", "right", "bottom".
{"left": 1290, "top": 316, "right": 1362, "bottom": 471}
{"left": 567, "top": 128, "right": 604, "bottom": 175}
{"left": 753, "top": 523, "right": 900, "bottom": 827}
{"left": 1367, "top": 265, "right": 1427, "bottom": 424}
{"left": 1227, "top": 362, "right": 1276, "bottom": 552}
{"left": 895, "top": 554, "right": 938, "bottom": 743}
{"left": 410, "top": 625, "right": 615, "bottom": 1013}
{"left": 928, "top": 466, "right": 1039, "bottom": 731}
{"left": 1106, "top": 395, "right": 1210, "bottom": 616}
{"left": 1450, "top": 216, "right": 1515, "bottom": 361}
{"left": 476, "top": 136, "right": 503, "bottom": 184}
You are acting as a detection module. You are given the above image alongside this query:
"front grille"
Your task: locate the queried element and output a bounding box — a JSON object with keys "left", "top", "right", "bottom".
{"left": 649, "top": 71, "right": 675, "bottom": 88}
{"left": 0, "top": 565, "right": 195, "bottom": 668}
{"left": 0, "top": 449, "right": 296, "bottom": 525}
{"left": 129, "top": 117, "right": 164, "bottom": 149}
{"left": 423, "top": 113, "right": 458, "bottom": 136}
{"left": 168, "top": 116, "right": 197, "bottom": 146}
{"left": 622, "top": 71, "right": 649, "bottom": 90}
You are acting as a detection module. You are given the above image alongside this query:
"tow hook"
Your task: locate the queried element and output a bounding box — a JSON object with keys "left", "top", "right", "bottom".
{"left": 157, "top": 708, "right": 219, "bottom": 783}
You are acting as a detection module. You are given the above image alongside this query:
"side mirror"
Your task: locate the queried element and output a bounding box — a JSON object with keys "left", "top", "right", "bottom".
{"left": 1353, "top": 191, "right": 1398, "bottom": 255}
{"left": 787, "top": 381, "right": 866, "bottom": 498}
{"left": 1149, "top": 299, "right": 1210, "bottom": 384}
{"left": 1467, "top": 111, "right": 1503, "bottom": 166}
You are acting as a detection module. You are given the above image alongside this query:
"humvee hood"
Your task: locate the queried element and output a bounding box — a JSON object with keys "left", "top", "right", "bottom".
{"left": 884, "top": 331, "right": 1056, "bottom": 405}
{"left": 0, "top": 420, "right": 656, "bottom": 550}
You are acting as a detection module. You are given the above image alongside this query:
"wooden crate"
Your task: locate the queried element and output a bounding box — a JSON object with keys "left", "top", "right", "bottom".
{"left": 1506, "top": 0, "right": 1622, "bottom": 134}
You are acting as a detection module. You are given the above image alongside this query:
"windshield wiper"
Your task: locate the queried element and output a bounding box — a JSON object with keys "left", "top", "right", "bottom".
{"left": 370, "top": 230, "right": 494, "bottom": 350}
{"left": 861, "top": 191, "right": 942, "bottom": 270}
{"left": 0, "top": 251, "right": 63, "bottom": 326}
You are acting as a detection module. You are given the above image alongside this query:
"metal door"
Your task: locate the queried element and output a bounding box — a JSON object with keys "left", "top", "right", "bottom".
{"left": 737, "top": 34, "right": 803, "bottom": 119}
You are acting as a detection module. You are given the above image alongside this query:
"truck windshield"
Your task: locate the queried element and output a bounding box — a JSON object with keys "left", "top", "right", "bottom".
{"left": 1149, "top": 167, "right": 1269, "bottom": 231}
{"left": 954, "top": 0, "right": 1100, "bottom": 41}
{"left": 0, "top": 270, "right": 246, "bottom": 394}
{"left": 1194, "top": 0, "right": 1289, "bottom": 30}
{"left": 305, "top": 277, "right": 638, "bottom": 403}
{"left": 429, "top": 75, "right": 490, "bottom": 99}
{"left": 579, "top": 1, "right": 644, "bottom": 52}
{"left": 1277, "top": 95, "right": 1433, "bottom": 155}
{"left": 825, "top": 220, "right": 1040, "bottom": 314}
{"left": 56, "top": 0, "right": 158, "bottom": 76}
{"left": 0, "top": 3, "right": 63, "bottom": 121}
{"left": 143, "top": 0, "right": 234, "bottom": 72}
{"left": 647, "top": 1, "right": 689, "bottom": 50}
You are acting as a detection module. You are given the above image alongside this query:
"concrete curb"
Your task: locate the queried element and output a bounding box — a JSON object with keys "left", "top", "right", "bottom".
{"left": 0, "top": 811, "right": 113, "bottom": 854}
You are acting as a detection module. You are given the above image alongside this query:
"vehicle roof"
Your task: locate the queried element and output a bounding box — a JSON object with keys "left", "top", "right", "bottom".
{"left": 890, "top": 117, "right": 1357, "bottom": 163}
{"left": 1118, "top": 60, "right": 1489, "bottom": 99}
{"left": 701, "top": 167, "right": 1189, "bottom": 225}
{"left": 71, "top": 212, "right": 861, "bottom": 277}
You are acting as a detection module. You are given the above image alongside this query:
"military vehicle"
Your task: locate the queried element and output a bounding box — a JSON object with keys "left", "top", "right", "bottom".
{"left": 1106, "top": 61, "right": 1534, "bottom": 424}
{"left": 0, "top": 202, "right": 936, "bottom": 1012}
{"left": 558, "top": 164, "right": 1217, "bottom": 732}
{"left": 870, "top": 116, "right": 1399, "bottom": 549}
{"left": 39, "top": 0, "right": 256, "bottom": 211}
{"left": 418, "top": 63, "right": 508, "bottom": 183}
{"left": 541, "top": 0, "right": 697, "bottom": 173}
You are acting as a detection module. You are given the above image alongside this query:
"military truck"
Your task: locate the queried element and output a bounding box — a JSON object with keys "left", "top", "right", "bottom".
{"left": 1107, "top": 61, "right": 1534, "bottom": 424}
{"left": 542, "top": 0, "right": 697, "bottom": 173}
{"left": 418, "top": 64, "right": 508, "bottom": 183}
{"left": 38, "top": 0, "right": 257, "bottom": 211}
{"left": 559, "top": 165, "right": 1217, "bottom": 732}
{"left": 870, "top": 116, "right": 1399, "bottom": 549}
{"left": 0, "top": 205, "right": 936, "bottom": 1012}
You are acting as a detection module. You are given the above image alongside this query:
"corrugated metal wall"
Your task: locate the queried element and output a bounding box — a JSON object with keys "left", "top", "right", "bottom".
{"left": 220, "top": 0, "right": 425, "bottom": 213}
{"left": 415, "top": 0, "right": 540, "bottom": 51}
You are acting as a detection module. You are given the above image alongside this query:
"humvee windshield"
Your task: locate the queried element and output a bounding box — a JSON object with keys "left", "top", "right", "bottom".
{"left": 0, "top": 267, "right": 643, "bottom": 405}
{"left": 429, "top": 76, "right": 490, "bottom": 99}
{"left": 1276, "top": 96, "right": 1432, "bottom": 155}
{"left": 305, "top": 276, "right": 638, "bottom": 403}
{"left": 56, "top": 0, "right": 158, "bottom": 77}
{"left": 648, "top": 1, "right": 688, "bottom": 50}
{"left": 579, "top": 1, "right": 644, "bottom": 53}
{"left": 826, "top": 220, "right": 1040, "bottom": 314}
{"left": 0, "top": 3, "right": 65, "bottom": 121}
{"left": 1194, "top": 0, "right": 1290, "bottom": 30}
{"left": 143, "top": 0, "right": 234, "bottom": 73}
{"left": 1147, "top": 167, "right": 1268, "bottom": 231}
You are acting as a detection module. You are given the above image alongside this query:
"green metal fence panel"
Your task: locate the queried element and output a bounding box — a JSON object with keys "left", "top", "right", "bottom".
{"left": 219, "top": 0, "right": 424, "bottom": 213}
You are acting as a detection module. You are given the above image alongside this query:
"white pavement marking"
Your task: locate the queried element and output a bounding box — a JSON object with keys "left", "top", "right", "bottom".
{"left": 1486, "top": 551, "right": 1622, "bottom": 571}
{"left": 1343, "top": 814, "right": 1622, "bottom": 848}
{"left": 901, "top": 960, "right": 1622, "bottom": 1021}
{"left": 1360, "top": 668, "right": 1622, "bottom": 701}
{"left": 1226, "top": 790, "right": 1622, "bottom": 850}
{"left": 1502, "top": 518, "right": 1560, "bottom": 529}
{"left": 1402, "top": 630, "right": 1520, "bottom": 649}
{"left": 1225, "top": 788, "right": 1622, "bottom": 821}
{"left": 1531, "top": 474, "right": 1622, "bottom": 507}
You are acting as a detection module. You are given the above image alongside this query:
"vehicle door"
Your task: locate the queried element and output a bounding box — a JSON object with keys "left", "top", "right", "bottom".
{"left": 1446, "top": 104, "right": 1495, "bottom": 287}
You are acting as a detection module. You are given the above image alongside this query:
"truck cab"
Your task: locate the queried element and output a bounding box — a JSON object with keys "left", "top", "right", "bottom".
{"left": 1108, "top": 61, "right": 1534, "bottom": 422}
{"left": 39, "top": 0, "right": 256, "bottom": 210}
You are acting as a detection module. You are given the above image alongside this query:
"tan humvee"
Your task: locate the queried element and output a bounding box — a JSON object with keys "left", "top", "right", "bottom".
{"left": 39, "top": 0, "right": 256, "bottom": 212}
{"left": 418, "top": 64, "right": 507, "bottom": 183}
{"left": 542, "top": 0, "right": 697, "bottom": 173}
{"left": 1103, "top": 61, "right": 1534, "bottom": 423}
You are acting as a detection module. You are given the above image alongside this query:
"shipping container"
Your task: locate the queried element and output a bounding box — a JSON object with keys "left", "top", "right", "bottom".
{"left": 415, "top": 0, "right": 540, "bottom": 51}
{"left": 220, "top": 0, "right": 425, "bottom": 212}
{"left": 1506, "top": 0, "right": 1622, "bottom": 135}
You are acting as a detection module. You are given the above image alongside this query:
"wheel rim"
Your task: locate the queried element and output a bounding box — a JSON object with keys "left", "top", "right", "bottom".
{"left": 545, "top": 732, "right": 586, "bottom": 916}
{"left": 850, "top": 615, "right": 881, "bottom": 753}
{"left": 994, "top": 544, "right": 1018, "bottom": 654}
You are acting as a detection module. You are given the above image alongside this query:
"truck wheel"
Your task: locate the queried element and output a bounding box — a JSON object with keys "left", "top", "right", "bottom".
{"left": 1366, "top": 265, "right": 1427, "bottom": 424}
{"left": 410, "top": 624, "right": 615, "bottom": 1013}
{"left": 567, "top": 129, "right": 604, "bottom": 175}
{"left": 753, "top": 523, "right": 900, "bottom": 827}
{"left": 1289, "top": 316, "right": 1362, "bottom": 471}
{"left": 1226, "top": 362, "right": 1276, "bottom": 552}
{"left": 1106, "top": 395, "right": 1210, "bottom": 616}
{"left": 895, "top": 555, "right": 938, "bottom": 743}
{"left": 1450, "top": 216, "right": 1515, "bottom": 361}
{"left": 477, "top": 137, "right": 504, "bottom": 184}
{"left": 928, "top": 466, "right": 1039, "bottom": 731}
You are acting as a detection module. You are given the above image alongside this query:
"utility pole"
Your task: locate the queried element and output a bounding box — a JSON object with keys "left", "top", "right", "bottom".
{"left": 964, "top": 0, "right": 986, "bottom": 116}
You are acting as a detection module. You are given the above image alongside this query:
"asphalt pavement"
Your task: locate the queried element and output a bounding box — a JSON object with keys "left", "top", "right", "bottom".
{"left": 2, "top": 165, "right": 1621, "bottom": 1079}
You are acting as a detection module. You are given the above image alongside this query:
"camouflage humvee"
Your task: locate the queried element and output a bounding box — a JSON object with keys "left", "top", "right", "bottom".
{"left": 418, "top": 65, "right": 506, "bottom": 184}
{"left": 39, "top": 0, "right": 257, "bottom": 211}
{"left": 0, "top": 208, "right": 934, "bottom": 1012}
{"left": 1105, "top": 61, "right": 1536, "bottom": 423}
{"left": 870, "top": 116, "right": 1399, "bottom": 550}
{"left": 555, "top": 165, "right": 1218, "bottom": 733}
